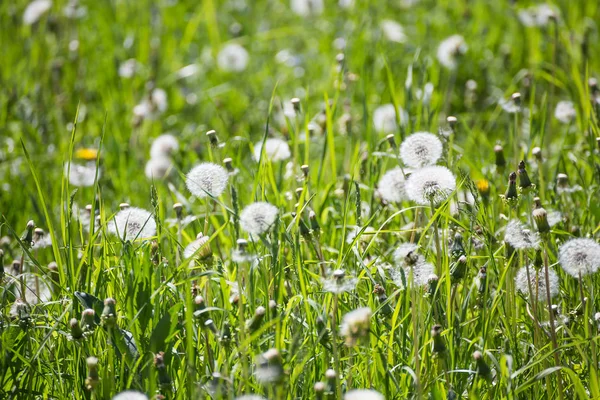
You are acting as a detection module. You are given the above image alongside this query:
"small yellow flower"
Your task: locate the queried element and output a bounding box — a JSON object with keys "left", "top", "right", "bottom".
{"left": 75, "top": 148, "right": 98, "bottom": 161}
{"left": 476, "top": 179, "right": 490, "bottom": 196}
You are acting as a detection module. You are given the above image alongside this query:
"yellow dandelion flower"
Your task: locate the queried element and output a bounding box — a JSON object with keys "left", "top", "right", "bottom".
{"left": 75, "top": 148, "right": 98, "bottom": 161}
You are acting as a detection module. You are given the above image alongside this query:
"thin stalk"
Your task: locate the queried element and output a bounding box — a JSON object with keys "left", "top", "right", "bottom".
{"left": 331, "top": 294, "right": 342, "bottom": 399}
{"left": 543, "top": 244, "right": 564, "bottom": 400}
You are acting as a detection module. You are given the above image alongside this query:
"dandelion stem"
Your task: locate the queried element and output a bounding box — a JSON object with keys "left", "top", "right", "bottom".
{"left": 331, "top": 294, "right": 342, "bottom": 400}
{"left": 543, "top": 244, "right": 564, "bottom": 400}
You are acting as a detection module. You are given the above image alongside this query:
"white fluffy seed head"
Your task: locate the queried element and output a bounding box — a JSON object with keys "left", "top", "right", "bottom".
{"left": 183, "top": 234, "right": 212, "bottom": 259}
{"left": 554, "top": 101, "right": 576, "bottom": 124}
{"left": 290, "top": 0, "right": 324, "bottom": 16}
{"left": 65, "top": 162, "right": 99, "bottom": 187}
{"left": 186, "top": 163, "right": 229, "bottom": 198}
{"left": 111, "top": 391, "right": 149, "bottom": 400}
{"left": 239, "top": 202, "right": 279, "bottom": 235}
{"left": 108, "top": 207, "right": 156, "bottom": 241}
{"left": 217, "top": 43, "right": 249, "bottom": 72}
{"left": 340, "top": 307, "right": 372, "bottom": 347}
{"left": 23, "top": 0, "right": 52, "bottom": 25}
{"left": 150, "top": 134, "right": 179, "bottom": 158}
{"left": 378, "top": 168, "right": 408, "bottom": 203}
{"left": 253, "top": 138, "right": 291, "bottom": 162}
{"left": 392, "top": 260, "right": 436, "bottom": 288}
{"left": 405, "top": 166, "right": 456, "bottom": 205}
{"left": 558, "top": 238, "right": 600, "bottom": 277}
{"left": 515, "top": 266, "right": 559, "bottom": 302}
{"left": 504, "top": 219, "right": 540, "bottom": 250}
{"left": 437, "top": 34, "right": 467, "bottom": 70}
{"left": 400, "top": 132, "right": 443, "bottom": 168}
{"left": 373, "top": 104, "right": 407, "bottom": 133}
{"left": 144, "top": 157, "right": 173, "bottom": 180}
{"left": 381, "top": 20, "right": 406, "bottom": 43}
{"left": 344, "top": 389, "right": 385, "bottom": 400}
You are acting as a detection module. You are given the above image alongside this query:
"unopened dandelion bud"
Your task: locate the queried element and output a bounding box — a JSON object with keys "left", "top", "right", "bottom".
{"left": 12, "top": 259, "right": 21, "bottom": 276}
{"left": 447, "top": 116, "right": 457, "bottom": 130}
{"left": 336, "top": 53, "right": 345, "bottom": 64}
{"left": 101, "top": 298, "right": 116, "bottom": 328}
{"left": 23, "top": 220, "right": 35, "bottom": 246}
{"left": 247, "top": 306, "right": 266, "bottom": 332}
{"left": 291, "top": 98, "right": 301, "bottom": 113}
{"left": 386, "top": 134, "right": 397, "bottom": 149}
{"left": 511, "top": 92, "right": 521, "bottom": 107}
{"left": 431, "top": 324, "right": 446, "bottom": 354}
{"left": 325, "top": 369, "right": 337, "bottom": 389}
{"left": 314, "top": 381, "right": 326, "bottom": 400}
{"left": 85, "top": 204, "right": 93, "bottom": 214}
{"left": 504, "top": 172, "right": 518, "bottom": 200}
{"left": 85, "top": 356, "right": 99, "bottom": 390}
{"left": 223, "top": 157, "right": 234, "bottom": 173}
{"left": 494, "top": 144, "right": 506, "bottom": 170}
{"left": 295, "top": 187, "right": 304, "bottom": 199}
{"left": 300, "top": 164, "right": 309, "bottom": 178}
{"left": 478, "top": 267, "right": 487, "bottom": 294}
{"left": 70, "top": 318, "right": 84, "bottom": 339}
{"left": 204, "top": 319, "right": 218, "bottom": 335}
{"left": 556, "top": 173, "right": 568, "bottom": 189}
{"left": 173, "top": 203, "right": 183, "bottom": 220}
{"left": 473, "top": 351, "right": 492, "bottom": 381}
{"left": 33, "top": 228, "right": 44, "bottom": 243}
{"left": 532, "top": 147, "right": 542, "bottom": 161}
{"left": 517, "top": 160, "right": 533, "bottom": 189}
{"left": 119, "top": 203, "right": 130, "bottom": 210}
{"left": 532, "top": 198, "right": 550, "bottom": 234}
{"left": 154, "top": 352, "right": 171, "bottom": 388}
{"left": 206, "top": 129, "right": 219, "bottom": 147}
{"left": 374, "top": 284, "right": 392, "bottom": 316}
{"left": 450, "top": 233, "right": 466, "bottom": 260}
{"left": 451, "top": 255, "right": 467, "bottom": 282}
{"left": 82, "top": 308, "right": 95, "bottom": 331}
{"left": 269, "top": 299, "right": 277, "bottom": 311}
{"left": 220, "top": 321, "right": 232, "bottom": 344}
{"left": 255, "top": 348, "right": 283, "bottom": 384}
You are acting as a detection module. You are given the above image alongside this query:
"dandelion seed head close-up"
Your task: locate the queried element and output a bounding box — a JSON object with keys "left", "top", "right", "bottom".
{"left": 514, "top": 266, "right": 559, "bottom": 302}
{"left": 108, "top": 207, "right": 156, "bottom": 241}
{"left": 186, "top": 163, "right": 229, "bottom": 198}
{"left": 405, "top": 166, "right": 456, "bottom": 205}
{"left": 400, "top": 132, "right": 443, "bottom": 169}
{"left": 377, "top": 167, "right": 409, "bottom": 203}
{"left": 504, "top": 219, "right": 540, "bottom": 250}
{"left": 558, "top": 238, "right": 600, "bottom": 277}
{"left": 239, "top": 202, "right": 279, "bottom": 235}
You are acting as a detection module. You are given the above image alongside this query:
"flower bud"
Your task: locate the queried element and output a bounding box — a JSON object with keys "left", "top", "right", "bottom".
{"left": 532, "top": 147, "right": 542, "bottom": 161}
{"left": 206, "top": 130, "right": 219, "bottom": 147}
{"left": 504, "top": 172, "right": 518, "bottom": 201}
{"left": 532, "top": 197, "right": 550, "bottom": 234}
{"left": 82, "top": 308, "right": 96, "bottom": 331}
{"left": 431, "top": 324, "right": 446, "bottom": 354}
{"left": 70, "top": 318, "right": 84, "bottom": 340}
{"left": 447, "top": 116, "right": 457, "bottom": 131}
{"left": 119, "top": 203, "right": 130, "bottom": 210}
{"left": 291, "top": 98, "right": 301, "bottom": 113}
{"left": 511, "top": 92, "right": 521, "bottom": 107}
{"left": 85, "top": 356, "right": 100, "bottom": 390}
{"left": 494, "top": 144, "right": 506, "bottom": 170}
{"left": 517, "top": 160, "right": 533, "bottom": 190}
{"left": 101, "top": 298, "right": 117, "bottom": 328}
{"left": 173, "top": 203, "right": 183, "bottom": 220}
{"left": 154, "top": 352, "right": 171, "bottom": 388}
{"left": 301, "top": 164, "right": 309, "bottom": 178}
{"left": 473, "top": 350, "right": 492, "bottom": 381}
{"left": 386, "top": 134, "right": 397, "bottom": 149}
{"left": 246, "top": 306, "right": 266, "bottom": 333}
{"left": 23, "top": 220, "right": 35, "bottom": 247}
{"left": 255, "top": 348, "right": 283, "bottom": 384}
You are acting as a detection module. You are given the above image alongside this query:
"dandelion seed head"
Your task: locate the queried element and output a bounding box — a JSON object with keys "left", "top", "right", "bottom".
{"left": 499, "top": 97, "right": 520, "bottom": 113}
{"left": 133, "top": 88, "right": 168, "bottom": 120}
{"left": 373, "top": 104, "right": 407, "bottom": 133}
{"left": 400, "top": 132, "right": 443, "bottom": 168}
{"left": 558, "top": 238, "right": 600, "bottom": 277}
{"left": 217, "top": 43, "right": 249, "bottom": 72}
{"left": 344, "top": 389, "right": 385, "bottom": 400}
{"left": 290, "top": 0, "right": 324, "bottom": 16}
{"left": 377, "top": 168, "right": 408, "bottom": 203}
{"left": 23, "top": 0, "right": 52, "bottom": 25}
{"left": 340, "top": 307, "right": 372, "bottom": 347}
{"left": 183, "top": 233, "right": 212, "bottom": 259}
{"left": 255, "top": 348, "right": 283, "bottom": 384}
{"left": 144, "top": 157, "right": 173, "bottom": 180}
{"left": 239, "top": 202, "right": 279, "bottom": 235}
{"left": 515, "top": 266, "right": 559, "bottom": 302}
{"left": 322, "top": 269, "right": 358, "bottom": 294}
{"left": 554, "top": 101, "right": 576, "bottom": 124}
{"left": 437, "top": 35, "right": 467, "bottom": 70}
{"left": 150, "top": 134, "right": 179, "bottom": 158}
{"left": 112, "top": 391, "right": 149, "bottom": 400}
{"left": 108, "top": 207, "right": 156, "bottom": 241}
{"left": 392, "top": 260, "right": 436, "bottom": 288}
{"left": 504, "top": 219, "right": 540, "bottom": 250}
{"left": 393, "top": 243, "right": 420, "bottom": 264}
{"left": 405, "top": 166, "right": 456, "bottom": 205}
{"left": 118, "top": 59, "right": 138, "bottom": 78}
{"left": 253, "top": 138, "right": 291, "bottom": 162}
{"left": 518, "top": 4, "right": 558, "bottom": 27}
{"left": 381, "top": 20, "right": 406, "bottom": 43}
{"left": 64, "top": 162, "right": 99, "bottom": 187}
{"left": 186, "top": 162, "right": 229, "bottom": 198}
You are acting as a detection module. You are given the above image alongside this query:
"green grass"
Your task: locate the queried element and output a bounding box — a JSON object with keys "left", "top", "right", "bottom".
{"left": 1, "top": 0, "right": 600, "bottom": 399}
